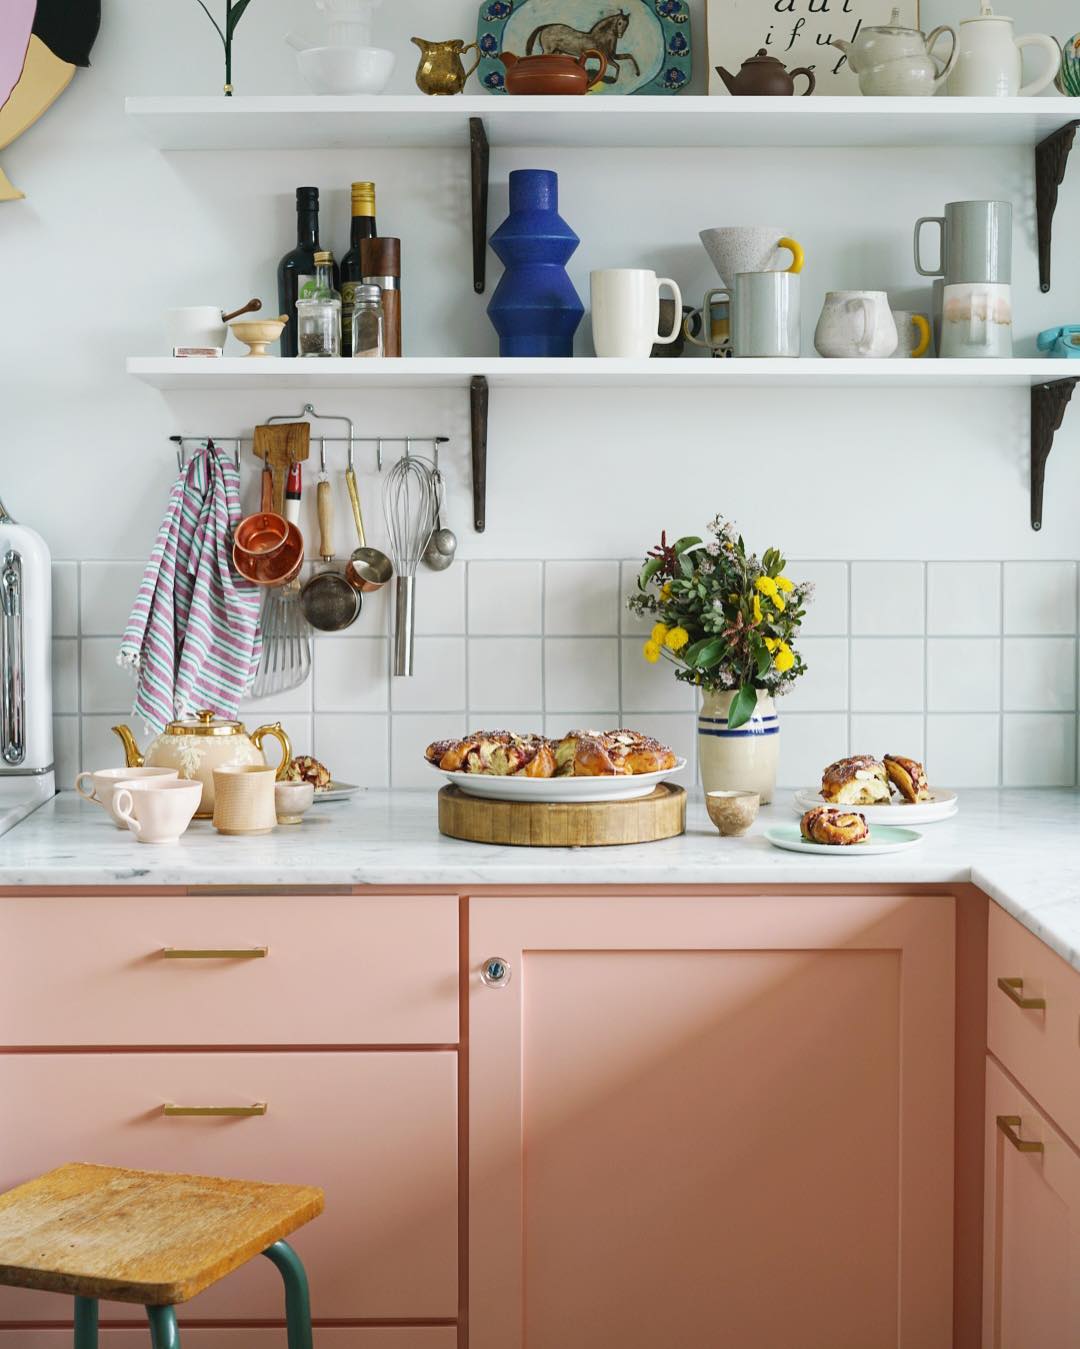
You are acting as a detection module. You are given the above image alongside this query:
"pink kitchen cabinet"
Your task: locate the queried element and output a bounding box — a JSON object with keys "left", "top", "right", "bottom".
{"left": 0, "top": 1332, "right": 457, "bottom": 1348}
{"left": 469, "top": 892, "right": 956, "bottom": 1349}
{"left": 983, "top": 1055, "right": 1080, "bottom": 1348}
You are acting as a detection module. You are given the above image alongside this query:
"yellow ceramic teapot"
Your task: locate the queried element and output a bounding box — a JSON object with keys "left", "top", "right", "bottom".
{"left": 112, "top": 711, "right": 292, "bottom": 818}
{"left": 412, "top": 37, "right": 481, "bottom": 95}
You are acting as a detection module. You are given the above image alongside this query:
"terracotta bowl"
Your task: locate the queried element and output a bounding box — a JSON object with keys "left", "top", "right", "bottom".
{"left": 705, "top": 790, "right": 760, "bottom": 838}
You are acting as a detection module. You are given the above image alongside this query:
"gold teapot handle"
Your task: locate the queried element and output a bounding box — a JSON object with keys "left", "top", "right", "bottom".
{"left": 461, "top": 40, "right": 481, "bottom": 81}
{"left": 251, "top": 722, "right": 292, "bottom": 780}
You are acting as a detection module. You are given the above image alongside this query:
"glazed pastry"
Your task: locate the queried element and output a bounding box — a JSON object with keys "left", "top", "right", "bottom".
{"left": 602, "top": 729, "right": 678, "bottom": 775}
{"left": 425, "top": 732, "right": 555, "bottom": 778}
{"left": 284, "top": 755, "right": 331, "bottom": 790}
{"left": 800, "top": 806, "right": 870, "bottom": 846}
{"left": 884, "top": 754, "right": 931, "bottom": 803}
{"left": 428, "top": 729, "right": 676, "bottom": 778}
{"left": 820, "top": 755, "right": 890, "bottom": 806}
{"left": 554, "top": 731, "right": 617, "bottom": 777}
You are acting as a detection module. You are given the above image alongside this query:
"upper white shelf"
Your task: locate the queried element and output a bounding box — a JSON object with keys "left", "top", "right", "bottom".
{"left": 124, "top": 95, "right": 1080, "bottom": 151}
{"left": 126, "top": 356, "right": 1075, "bottom": 391}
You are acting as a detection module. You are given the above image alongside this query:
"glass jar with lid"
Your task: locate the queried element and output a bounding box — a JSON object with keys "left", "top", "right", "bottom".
{"left": 350, "top": 283, "right": 385, "bottom": 359}
{"left": 297, "top": 249, "right": 341, "bottom": 357}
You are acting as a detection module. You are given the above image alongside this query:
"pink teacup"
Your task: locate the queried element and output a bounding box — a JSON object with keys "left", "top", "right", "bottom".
{"left": 75, "top": 767, "right": 179, "bottom": 828}
{"left": 112, "top": 779, "right": 203, "bottom": 845}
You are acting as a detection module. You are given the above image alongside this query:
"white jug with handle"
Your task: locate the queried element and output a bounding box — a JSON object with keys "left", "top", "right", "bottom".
{"left": 948, "top": 4, "right": 1060, "bottom": 97}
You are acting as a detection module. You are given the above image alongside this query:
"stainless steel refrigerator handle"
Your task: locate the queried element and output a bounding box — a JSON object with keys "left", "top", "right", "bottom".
{"left": 1, "top": 549, "right": 26, "bottom": 767}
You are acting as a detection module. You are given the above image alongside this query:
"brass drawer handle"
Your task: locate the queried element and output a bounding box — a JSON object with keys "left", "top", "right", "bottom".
{"left": 161, "top": 947, "right": 268, "bottom": 959}
{"left": 997, "top": 976, "right": 1046, "bottom": 1011}
{"left": 163, "top": 1103, "right": 267, "bottom": 1118}
{"left": 997, "top": 1115, "right": 1044, "bottom": 1153}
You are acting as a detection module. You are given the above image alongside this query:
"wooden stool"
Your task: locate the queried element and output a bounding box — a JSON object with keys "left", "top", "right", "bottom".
{"left": 0, "top": 1162, "right": 324, "bottom": 1348}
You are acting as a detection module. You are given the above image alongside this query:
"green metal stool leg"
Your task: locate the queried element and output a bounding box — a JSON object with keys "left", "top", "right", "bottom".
{"left": 73, "top": 1295, "right": 98, "bottom": 1349}
{"left": 146, "top": 1306, "right": 181, "bottom": 1348}
{"left": 262, "top": 1239, "right": 314, "bottom": 1349}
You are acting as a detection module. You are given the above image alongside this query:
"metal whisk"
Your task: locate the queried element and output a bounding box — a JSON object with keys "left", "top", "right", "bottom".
{"left": 383, "top": 452, "right": 436, "bottom": 676}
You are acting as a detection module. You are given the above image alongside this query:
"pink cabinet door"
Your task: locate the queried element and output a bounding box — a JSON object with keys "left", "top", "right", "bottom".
{"left": 470, "top": 892, "right": 956, "bottom": 1349}
{"left": 0, "top": 1332, "right": 457, "bottom": 1348}
{"left": 0, "top": 894, "right": 458, "bottom": 1046}
{"left": 983, "top": 1055, "right": 1080, "bottom": 1348}
{"left": 0, "top": 1052, "right": 458, "bottom": 1323}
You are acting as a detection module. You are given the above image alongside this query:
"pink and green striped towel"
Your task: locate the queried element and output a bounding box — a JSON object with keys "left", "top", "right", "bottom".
{"left": 119, "top": 443, "right": 262, "bottom": 734}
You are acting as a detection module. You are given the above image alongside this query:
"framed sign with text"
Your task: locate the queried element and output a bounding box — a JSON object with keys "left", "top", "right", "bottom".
{"left": 707, "top": 0, "right": 920, "bottom": 95}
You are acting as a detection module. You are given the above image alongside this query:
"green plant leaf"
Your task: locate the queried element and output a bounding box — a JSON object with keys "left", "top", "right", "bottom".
{"left": 227, "top": 0, "right": 253, "bottom": 35}
{"left": 728, "top": 683, "right": 758, "bottom": 730}
{"left": 685, "top": 637, "right": 725, "bottom": 669}
{"left": 673, "top": 535, "right": 703, "bottom": 554}
{"left": 638, "top": 557, "right": 663, "bottom": 589}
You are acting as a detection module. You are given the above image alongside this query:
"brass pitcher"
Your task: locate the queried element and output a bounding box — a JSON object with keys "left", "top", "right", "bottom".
{"left": 412, "top": 36, "right": 481, "bottom": 95}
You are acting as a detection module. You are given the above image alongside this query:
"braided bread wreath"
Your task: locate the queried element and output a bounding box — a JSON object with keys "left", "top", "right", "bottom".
{"left": 425, "top": 729, "right": 677, "bottom": 778}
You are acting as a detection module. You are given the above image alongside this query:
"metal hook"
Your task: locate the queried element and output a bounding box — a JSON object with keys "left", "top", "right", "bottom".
{"left": 376, "top": 437, "right": 383, "bottom": 472}
{"left": 319, "top": 438, "right": 327, "bottom": 475}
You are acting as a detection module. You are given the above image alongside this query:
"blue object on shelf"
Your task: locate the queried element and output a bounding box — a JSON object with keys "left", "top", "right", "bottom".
{"left": 486, "top": 169, "right": 584, "bottom": 358}
{"left": 1037, "top": 325, "right": 1080, "bottom": 358}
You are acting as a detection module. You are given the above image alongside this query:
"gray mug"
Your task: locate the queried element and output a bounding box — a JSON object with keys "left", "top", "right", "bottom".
{"left": 914, "top": 200, "right": 1012, "bottom": 286}
{"left": 703, "top": 272, "right": 800, "bottom": 358}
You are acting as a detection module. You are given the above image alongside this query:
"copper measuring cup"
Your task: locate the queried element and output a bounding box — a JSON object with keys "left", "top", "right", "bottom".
{"left": 344, "top": 453, "right": 393, "bottom": 594}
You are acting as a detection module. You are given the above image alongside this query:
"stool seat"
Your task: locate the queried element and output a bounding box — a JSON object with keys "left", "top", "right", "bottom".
{"left": 0, "top": 1162, "right": 324, "bottom": 1306}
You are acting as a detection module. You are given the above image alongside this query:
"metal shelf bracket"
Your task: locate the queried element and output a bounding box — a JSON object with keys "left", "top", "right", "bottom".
{"left": 1036, "top": 120, "right": 1078, "bottom": 293}
{"left": 1031, "top": 377, "right": 1079, "bottom": 531}
{"left": 471, "top": 117, "right": 490, "bottom": 295}
{"left": 471, "top": 374, "right": 489, "bottom": 533}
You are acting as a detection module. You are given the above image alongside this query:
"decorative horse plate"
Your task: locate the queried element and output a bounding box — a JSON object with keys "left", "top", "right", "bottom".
{"left": 477, "top": 0, "right": 691, "bottom": 95}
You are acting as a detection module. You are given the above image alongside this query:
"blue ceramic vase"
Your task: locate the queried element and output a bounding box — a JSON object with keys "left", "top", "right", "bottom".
{"left": 487, "top": 169, "right": 584, "bottom": 357}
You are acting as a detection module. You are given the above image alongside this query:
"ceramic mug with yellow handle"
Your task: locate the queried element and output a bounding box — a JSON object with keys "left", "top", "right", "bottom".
{"left": 698, "top": 228, "right": 805, "bottom": 289}
{"left": 891, "top": 309, "right": 932, "bottom": 358}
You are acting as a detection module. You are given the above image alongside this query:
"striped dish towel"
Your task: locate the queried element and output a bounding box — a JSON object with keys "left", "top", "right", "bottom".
{"left": 119, "top": 443, "right": 262, "bottom": 734}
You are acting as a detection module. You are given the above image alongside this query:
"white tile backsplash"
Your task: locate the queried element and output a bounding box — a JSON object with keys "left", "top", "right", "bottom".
{"left": 53, "top": 558, "right": 1080, "bottom": 788}
{"left": 52, "top": 715, "right": 79, "bottom": 787}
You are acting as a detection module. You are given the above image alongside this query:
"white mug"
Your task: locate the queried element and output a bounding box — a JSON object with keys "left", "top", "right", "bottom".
{"left": 75, "top": 766, "right": 180, "bottom": 829}
{"left": 815, "top": 291, "right": 898, "bottom": 359}
{"left": 113, "top": 779, "right": 203, "bottom": 845}
{"left": 890, "top": 310, "right": 932, "bottom": 359}
{"left": 940, "top": 282, "right": 1013, "bottom": 358}
{"left": 591, "top": 270, "right": 683, "bottom": 359}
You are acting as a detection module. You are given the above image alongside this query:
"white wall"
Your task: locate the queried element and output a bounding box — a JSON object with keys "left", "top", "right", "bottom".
{"left": 6, "top": 0, "right": 1080, "bottom": 789}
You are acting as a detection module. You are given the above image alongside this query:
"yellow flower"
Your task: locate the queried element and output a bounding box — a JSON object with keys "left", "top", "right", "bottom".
{"left": 776, "top": 575, "right": 795, "bottom": 593}
{"left": 751, "top": 593, "right": 763, "bottom": 626}
{"left": 643, "top": 639, "right": 662, "bottom": 664}
{"left": 755, "top": 576, "right": 779, "bottom": 601}
{"left": 774, "top": 642, "right": 796, "bottom": 674}
{"left": 660, "top": 582, "right": 672, "bottom": 600}
{"left": 764, "top": 636, "right": 779, "bottom": 653}
{"left": 651, "top": 623, "right": 669, "bottom": 645}
{"left": 665, "top": 626, "right": 689, "bottom": 652}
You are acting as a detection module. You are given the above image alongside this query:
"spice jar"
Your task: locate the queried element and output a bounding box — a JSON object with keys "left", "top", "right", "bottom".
{"left": 297, "top": 249, "right": 341, "bottom": 358}
{"left": 350, "top": 283, "right": 385, "bottom": 359}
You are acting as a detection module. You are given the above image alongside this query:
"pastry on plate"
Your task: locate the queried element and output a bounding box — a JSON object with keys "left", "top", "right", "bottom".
{"left": 602, "top": 729, "right": 678, "bottom": 775}
{"left": 425, "top": 732, "right": 556, "bottom": 778}
{"left": 800, "top": 806, "right": 870, "bottom": 846}
{"left": 884, "top": 754, "right": 931, "bottom": 803}
{"left": 285, "top": 755, "right": 332, "bottom": 791}
{"left": 553, "top": 729, "right": 678, "bottom": 777}
{"left": 820, "top": 755, "right": 890, "bottom": 806}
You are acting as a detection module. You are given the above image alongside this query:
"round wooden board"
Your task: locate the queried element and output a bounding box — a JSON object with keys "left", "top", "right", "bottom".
{"left": 437, "top": 783, "right": 686, "bottom": 847}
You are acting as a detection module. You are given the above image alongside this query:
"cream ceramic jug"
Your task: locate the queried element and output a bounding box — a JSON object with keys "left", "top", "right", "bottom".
{"left": 112, "top": 711, "right": 291, "bottom": 818}
{"left": 831, "top": 8, "right": 957, "bottom": 96}
{"left": 948, "top": 5, "right": 1060, "bottom": 97}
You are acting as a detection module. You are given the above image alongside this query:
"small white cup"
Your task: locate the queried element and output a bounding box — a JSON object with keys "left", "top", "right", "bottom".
{"left": 75, "top": 767, "right": 180, "bottom": 829}
{"left": 113, "top": 779, "right": 203, "bottom": 845}
{"left": 591, "top": 269, "right": 683, "bottom": 359}
{"left": 275, "top": 780, "right": 315, "bottom": 825}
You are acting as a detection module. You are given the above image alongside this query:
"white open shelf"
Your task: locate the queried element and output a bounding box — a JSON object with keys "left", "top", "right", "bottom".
{"left": 124, "top": 95, "right": 1080, "bottom": 151}
{"left": 126, "top": 355, "right": 1072, "bottom": 391}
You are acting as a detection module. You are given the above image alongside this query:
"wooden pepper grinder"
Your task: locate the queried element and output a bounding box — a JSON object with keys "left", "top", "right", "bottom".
{"left": 360, "top": 237, "right": 402, "bottom": 357}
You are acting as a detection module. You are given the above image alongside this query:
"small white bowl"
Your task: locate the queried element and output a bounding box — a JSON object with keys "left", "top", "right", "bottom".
{"left": 295, "top": 45, "right": 395, "bottom": 94}
{"left": 276, "top": 780, "right": 315, "bottom": 826}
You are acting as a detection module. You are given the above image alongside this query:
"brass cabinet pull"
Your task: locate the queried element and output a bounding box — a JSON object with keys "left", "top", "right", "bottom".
{"left": 161, "top": 947, "right": 268, "bottom": 959}
{"left": 997, "top": 976, "right": 1046, "bottom": 1011}
{"left": 997, "top": 1115, "right": 1044, "bottom": 1153}
{"left": 163, "top": 1103, "right": 267, "bottom": 1117}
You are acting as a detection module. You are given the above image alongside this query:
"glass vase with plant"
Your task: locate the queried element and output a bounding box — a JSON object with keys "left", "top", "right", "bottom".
{"left": 627, "top": 516, "right": 813, "bottom": 800}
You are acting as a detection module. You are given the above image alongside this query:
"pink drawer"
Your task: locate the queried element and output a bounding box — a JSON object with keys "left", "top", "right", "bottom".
{"left": 0, "top": 1332, "right": 456, "bottom": 1348}
{"left": 0, "top": 1052, "right": 458, "bottom": 1322}
{"left": 0, "top": 895, "right": 458, "bottom": 1046}
{"left": 988, "top": 902, "right": 1080, "bottom": 1145}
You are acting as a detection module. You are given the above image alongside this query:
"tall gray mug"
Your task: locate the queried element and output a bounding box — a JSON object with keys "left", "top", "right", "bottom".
{"left": 914, "top": 200, "right": 1012, "bottom": 286}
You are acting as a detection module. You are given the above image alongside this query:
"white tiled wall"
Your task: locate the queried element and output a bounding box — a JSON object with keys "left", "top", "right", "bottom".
{"left": 55, "top": 558, "right": 1080, "bottom": 791}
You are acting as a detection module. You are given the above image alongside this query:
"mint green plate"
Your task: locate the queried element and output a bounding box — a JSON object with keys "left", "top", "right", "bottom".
{"left": 765, "top": 823, "right": 922, "bottom": 856}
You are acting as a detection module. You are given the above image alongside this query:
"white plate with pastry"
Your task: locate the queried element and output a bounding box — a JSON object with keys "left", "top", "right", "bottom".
{"left": 792, "top": 787, "right": 957, "bottom": 825}
{"left": 796, "top": 752, "right": 958, "bottom": 824}
{"left": 428, "top": 760, "right": 687, "bottom": 803}
{"left": 313, "top": 781, "right": 360, "bottom": 803}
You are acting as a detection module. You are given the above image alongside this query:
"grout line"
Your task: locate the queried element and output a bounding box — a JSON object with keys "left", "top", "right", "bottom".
{"left": 922, "top": 562, "right": 929, "bottom": 767}
{"left": 998, "top": 561, "right": 1005, "bottom": 788}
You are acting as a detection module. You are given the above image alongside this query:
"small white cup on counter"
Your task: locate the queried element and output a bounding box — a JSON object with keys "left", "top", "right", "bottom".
{"left": 75, "top": 767, "right": 179, "bottom": 829}
{"left": 112, "top": 779, "right": 203, "bottom": 845}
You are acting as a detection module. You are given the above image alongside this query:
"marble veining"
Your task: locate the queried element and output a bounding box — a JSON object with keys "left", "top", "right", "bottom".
{"left": 4, "top": 789, "right": 1080, "bottom": 973}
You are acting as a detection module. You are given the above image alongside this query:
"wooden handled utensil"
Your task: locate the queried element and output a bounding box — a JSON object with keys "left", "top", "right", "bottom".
{"left": 252, "top": 423, "right": 310, "bottom": 515}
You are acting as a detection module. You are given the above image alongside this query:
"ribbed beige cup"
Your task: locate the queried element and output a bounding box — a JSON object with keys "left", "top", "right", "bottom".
{"left": 212, "top": 765, "right": 278, "bottom": 836}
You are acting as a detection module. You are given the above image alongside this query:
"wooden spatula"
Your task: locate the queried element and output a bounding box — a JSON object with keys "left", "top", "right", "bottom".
{"left": 253, "top": 424, "right": 310, "bottom": 515}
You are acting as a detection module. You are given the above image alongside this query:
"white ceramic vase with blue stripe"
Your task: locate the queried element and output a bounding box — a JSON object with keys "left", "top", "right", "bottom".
{"left": 698, "top": 689, "right": 780, "bottom": 804}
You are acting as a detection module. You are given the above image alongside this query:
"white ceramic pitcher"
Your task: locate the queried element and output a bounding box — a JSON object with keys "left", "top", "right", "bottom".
{"left": 948, "top": 4, "right": 1060, "bottom": 97}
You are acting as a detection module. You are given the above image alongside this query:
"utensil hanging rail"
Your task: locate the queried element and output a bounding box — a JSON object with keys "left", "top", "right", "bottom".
{"left": 170, "top": 434, "right": 449, "bottom": 469}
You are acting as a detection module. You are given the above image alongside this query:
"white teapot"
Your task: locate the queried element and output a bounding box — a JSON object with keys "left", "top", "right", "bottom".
{"left": 948, "top": 4, "right": 1061, "bottom": 97}
{"left": 831, "top": 8, "right": 957, "bottom": 96}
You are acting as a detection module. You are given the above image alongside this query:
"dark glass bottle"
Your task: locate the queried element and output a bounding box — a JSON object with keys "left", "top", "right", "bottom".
{"left": 340, "top": 181, "right": 376, "bottom": 357}
{"left": 278, "top": 187, "right": 339, "bottom": 357}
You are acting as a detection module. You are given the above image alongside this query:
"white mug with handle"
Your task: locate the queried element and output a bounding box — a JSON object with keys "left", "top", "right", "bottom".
{"left": 113, "top": 779, "right": 203, "bottom": 845}
{"left": 591, "top": 270, "right": 683, "bottom": 359}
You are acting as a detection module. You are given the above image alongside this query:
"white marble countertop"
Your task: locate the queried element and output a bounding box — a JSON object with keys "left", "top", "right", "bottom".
{"left": 2, "top": 789, "right": 1079, "bottom": 971}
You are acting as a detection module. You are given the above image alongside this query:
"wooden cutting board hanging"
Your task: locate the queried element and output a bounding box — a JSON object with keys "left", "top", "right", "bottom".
{"left": 437, "top": 784, "right": 686, "bottom": 847}
{"left": 252, "top": 424, "right": 311, "bottom": 515}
